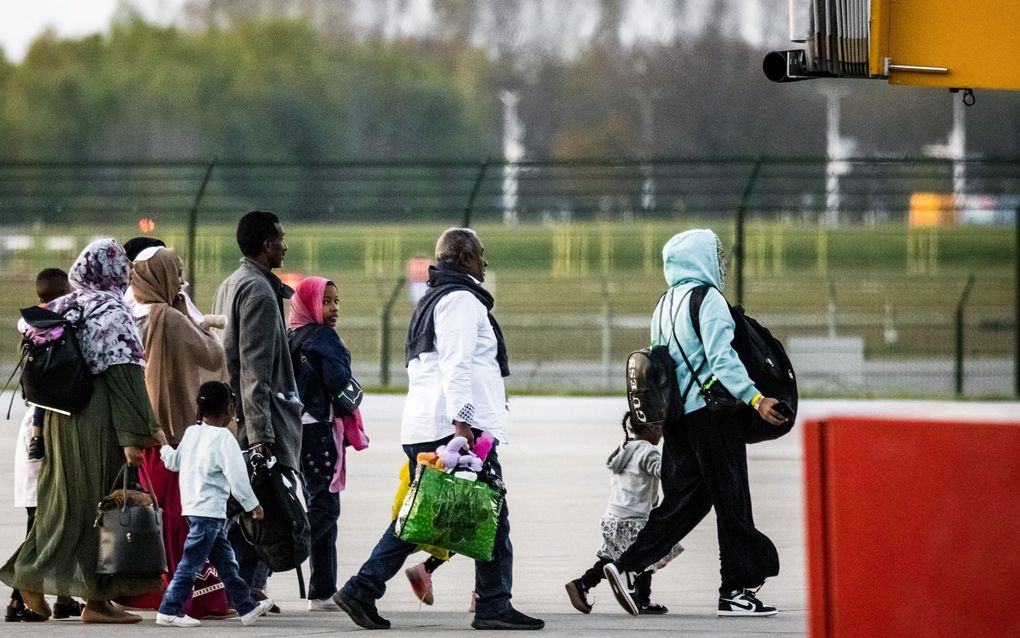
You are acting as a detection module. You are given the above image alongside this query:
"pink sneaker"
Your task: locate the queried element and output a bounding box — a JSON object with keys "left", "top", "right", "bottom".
{"left": 404, "top": 563, "right": 434, "bottom": 605}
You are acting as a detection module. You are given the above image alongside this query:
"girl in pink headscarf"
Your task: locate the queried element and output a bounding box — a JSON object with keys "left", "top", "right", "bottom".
{"left": 287, "top": 276, "right": 368, "bottom": 610}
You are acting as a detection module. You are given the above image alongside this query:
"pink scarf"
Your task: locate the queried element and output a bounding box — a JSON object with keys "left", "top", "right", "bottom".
{"left": 329, "top": 408, "right": 370, "bottom": 493}
{"left": 288, "top": 276, "right": 369, "bottom": 492}
{"left": 287, "top": 276, "right": 329, "bottom": 329}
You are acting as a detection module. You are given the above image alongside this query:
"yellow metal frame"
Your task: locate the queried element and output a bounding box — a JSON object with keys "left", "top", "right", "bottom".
{"left": 869, "top": 0, "right": 1020, "bottom": 91}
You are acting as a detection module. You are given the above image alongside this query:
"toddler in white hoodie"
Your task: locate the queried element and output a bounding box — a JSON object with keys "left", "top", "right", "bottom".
{"left": 565, "top": 412, "right": 684, "bottom": 614}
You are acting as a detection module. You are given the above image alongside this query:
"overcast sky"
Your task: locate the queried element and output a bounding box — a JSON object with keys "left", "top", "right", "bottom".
{"left": 0, "top": 0, "right": 778, "bottom": 63}
{"left": 0, "top": 0, "right": 183, "bottom": 62}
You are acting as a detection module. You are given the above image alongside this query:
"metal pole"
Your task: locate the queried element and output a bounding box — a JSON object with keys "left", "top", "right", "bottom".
{"left": 600, "top": 278, "right": 612, "bottom": 390}
{"left": 955, "top": 273, "right": 976, "bottom": 396}
{"left": 734, "top": 156, "right": 764, "bottom": 305}
{"left": 186, "top": 160, "right": 216, "bottom": 300}
{"left": 462, "top": 159, "right": 490, "bottom": 228}
{"left": 1016, "top": 202, "right": 1020, "bottom": 396}
{"left": 380, "top": 277, "right": 406, "bottom": 387}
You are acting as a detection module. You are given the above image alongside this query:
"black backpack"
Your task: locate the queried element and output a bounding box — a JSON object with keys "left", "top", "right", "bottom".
{"left": 626, "top": 345, "right": 681, "bottom": 429}
{"left": 3, "top": 306, "right": 94, "bottom": 418}
{"left": 238, "top": 462, "right": 311, "bottom": 574}
{"left": 625, "top": 290, "right": 689, "bottom": 429}
{"left": 688, "top": 285, "right": 798, "bottom": 443}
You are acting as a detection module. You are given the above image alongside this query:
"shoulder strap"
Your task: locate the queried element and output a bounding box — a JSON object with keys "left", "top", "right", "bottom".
{"left": 662, "top": 288, "right": 707, "bottom": 402}
{"left": 688, "top": 284, "right": 712, "bottom": 342}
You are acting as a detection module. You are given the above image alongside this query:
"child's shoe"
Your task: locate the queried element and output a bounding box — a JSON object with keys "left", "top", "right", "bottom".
{"left": 6, "top": 602, "right": 47, "bottom": 622}
{"left": 404, "top": 563, "right": 434, "bottom": 605}
{"left": 239, "top": 599, "right": 274, "bottom": 626}
{"left": 564, "top": 579, "right": 593, "bottom": 614}
{"left": 52, "top": 599, "right": 83, "bottom": 619}
{"left": 27, "top": 436, "right": 44, "bottom": 461}
{"left": 156, "top": 613, "right": 201, "bottom": 627}
{"left": 251, "top": 589, "right": 280, "bottom": 614}
{"left": 638, "top": 600, "right": 668, "bottom": 615}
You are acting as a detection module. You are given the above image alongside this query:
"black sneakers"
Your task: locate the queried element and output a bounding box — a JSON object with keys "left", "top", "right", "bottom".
{"left": 564, "top": 579, "right": 593, "bottom": 614}
{"left": 638, "top": 601, "right": 668, "bottom": 615}
{"left": 335, "top": 590, "right": 391, "bottom": 630}
{"left": 602, "top": 563, "right": 640, "bottom": 616}
{"left": 471, "top": 608, "right": 545, "bottom": 630}
{"left": 717, "top": 588, "right": 778, "bottom": 617}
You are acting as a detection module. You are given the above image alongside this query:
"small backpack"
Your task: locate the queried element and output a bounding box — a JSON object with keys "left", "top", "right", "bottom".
{"left": 688, "top": 285, "right": 798, "bottom": 443}
{"left": 626, "top": 345, "right": 681, "bottom": 429}
{"left": 625, "top": 291, "right": 688, "bottom": 429}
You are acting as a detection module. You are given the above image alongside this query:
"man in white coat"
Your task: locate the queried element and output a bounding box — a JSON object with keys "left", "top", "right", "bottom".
{"left": 335, "top": 228, "right": 543, "bottom": 631}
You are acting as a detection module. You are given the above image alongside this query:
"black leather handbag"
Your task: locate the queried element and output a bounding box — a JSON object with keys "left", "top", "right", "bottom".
{"left": 95, "top": 464, "right": 168, "bottom": 576}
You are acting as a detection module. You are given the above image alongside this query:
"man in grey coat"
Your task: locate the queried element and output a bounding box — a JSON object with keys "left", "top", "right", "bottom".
{"left": 213, "top": 210, "right": 303, "bottom": 601}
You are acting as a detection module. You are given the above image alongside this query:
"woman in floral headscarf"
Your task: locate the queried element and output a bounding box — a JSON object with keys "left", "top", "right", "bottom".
{"left": 0, "top": 239, "right": 163, "bottom": 624}
{"left": 287, "top": 276, "right": 368, "bottom": 610}
{"left": 115, "top": 246, "right": 233, "bottom": 618}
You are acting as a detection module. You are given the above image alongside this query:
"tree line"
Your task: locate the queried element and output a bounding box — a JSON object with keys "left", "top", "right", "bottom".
{"left": 2, "top": 1, "right": 1019, "bottom": 164}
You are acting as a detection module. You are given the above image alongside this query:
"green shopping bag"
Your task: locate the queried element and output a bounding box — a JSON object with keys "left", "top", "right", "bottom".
{"left": 395, "top": 464, "right": 503, "bottom": 561}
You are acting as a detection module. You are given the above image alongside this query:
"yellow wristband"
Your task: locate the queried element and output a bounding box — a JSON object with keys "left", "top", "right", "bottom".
{"left": 751, "top": 393, "right": 763, "bottom": 409}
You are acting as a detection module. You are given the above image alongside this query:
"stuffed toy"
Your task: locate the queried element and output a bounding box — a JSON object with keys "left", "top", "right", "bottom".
{"left": 435, "top": 436, "right": 483, "bottom": 473}
{"left": 416, "top": 451, "right": 443, "bottom": 471}
{"left": 473, "top": 432, "right": 494, "bottom": 461}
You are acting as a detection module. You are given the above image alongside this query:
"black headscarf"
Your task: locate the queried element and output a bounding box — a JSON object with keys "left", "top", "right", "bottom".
{"left": 405, "top": 263, "right": 509, "bottom": 377}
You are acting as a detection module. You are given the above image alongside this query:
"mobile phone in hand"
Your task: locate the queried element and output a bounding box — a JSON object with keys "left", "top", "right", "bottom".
{"left": 773, "top": 400, "right": 794, "bottom": 419}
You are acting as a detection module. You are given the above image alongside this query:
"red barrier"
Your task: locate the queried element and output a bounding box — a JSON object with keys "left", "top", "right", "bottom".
{"left": 804, "top": 417, "right": 1020, "bottom": 638}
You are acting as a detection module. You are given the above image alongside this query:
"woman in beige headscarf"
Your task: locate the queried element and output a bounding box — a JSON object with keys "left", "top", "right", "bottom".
{"left": 125, "top": 246, "right": 234, "bottom": 618}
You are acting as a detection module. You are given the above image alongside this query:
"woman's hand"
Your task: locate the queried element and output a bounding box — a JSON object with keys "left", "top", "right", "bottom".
{"left": 248, "top": 505, "right": 265, "bottom": 520}
{"left": 123, "top": 445, "right": 145, "bottom": 467}
{"left": 154, "top": 430, "right": 168, "bottom": 446}
{"left": 756, "top": 397, "right": 789, "bottom": 426}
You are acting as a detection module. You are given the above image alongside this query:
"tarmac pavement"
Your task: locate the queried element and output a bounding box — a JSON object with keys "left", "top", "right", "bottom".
{"left": 0, "top": 393, "right": 1016, "bottom": 637}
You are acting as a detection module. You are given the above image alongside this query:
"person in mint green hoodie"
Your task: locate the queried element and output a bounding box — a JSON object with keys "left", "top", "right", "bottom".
{"left": 603, "top": 229, "right": 789, "bottom": 619}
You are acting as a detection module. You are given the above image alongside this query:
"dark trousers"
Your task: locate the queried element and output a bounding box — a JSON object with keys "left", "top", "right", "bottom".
{"left": 300, "top": 422, "right": 341, "bottom": 600}
{"left": 341, "top": 432, "right": 513, "bottom": 618}
{"left": 615, "top": 408, "right": 779, "bottom": 594}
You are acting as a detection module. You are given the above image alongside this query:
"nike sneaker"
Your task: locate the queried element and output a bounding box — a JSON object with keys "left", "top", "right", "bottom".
{"left": 718, "top": 588, "right": 777, "bottom": 617}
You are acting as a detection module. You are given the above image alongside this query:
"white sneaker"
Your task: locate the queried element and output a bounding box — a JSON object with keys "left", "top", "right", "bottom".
{"left": 239, "top": 599, "right": 274, "bottom": 626}
{"left": 602, "top": 563, "right": 640, "bottom": 616}
{"left": 718, "top": 588, "right": 778, "bottom": 617}
{"left": 307, "top": 597, "right": 341, "bottom": 611}
{"left": 155, "top": 613, "right": 201, "bottom": 627}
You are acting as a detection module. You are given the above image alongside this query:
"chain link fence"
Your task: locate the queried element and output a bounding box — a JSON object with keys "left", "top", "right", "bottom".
{"left": 1, "top": 158, "right": 1018, "bottom": 397}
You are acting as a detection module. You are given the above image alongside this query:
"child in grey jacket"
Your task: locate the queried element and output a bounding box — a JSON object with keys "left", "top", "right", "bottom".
{"left": 565, "top": 413, "right": 684, "bottom": 615}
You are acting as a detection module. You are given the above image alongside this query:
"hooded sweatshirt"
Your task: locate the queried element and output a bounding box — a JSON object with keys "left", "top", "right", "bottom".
{"left": 652, "top": 229, "right": 760, "bottom": 416}
{"left": 605, "top": 439, "right": 662, "bottom": 519}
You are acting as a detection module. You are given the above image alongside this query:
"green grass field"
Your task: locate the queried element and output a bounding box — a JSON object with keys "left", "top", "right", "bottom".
{"left": 2, "top": 221, "right": 1016, "bottom": 394}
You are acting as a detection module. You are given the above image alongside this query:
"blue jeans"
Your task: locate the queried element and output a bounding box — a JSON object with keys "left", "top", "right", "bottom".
{"left": 300, "top": 421, "right": 341, "bottom": 600}
{"left": 341, "top": 432, "right": 514, "bottom": 618}
{"left": 159, "top": 516, "right": 257, "bottom": 617}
